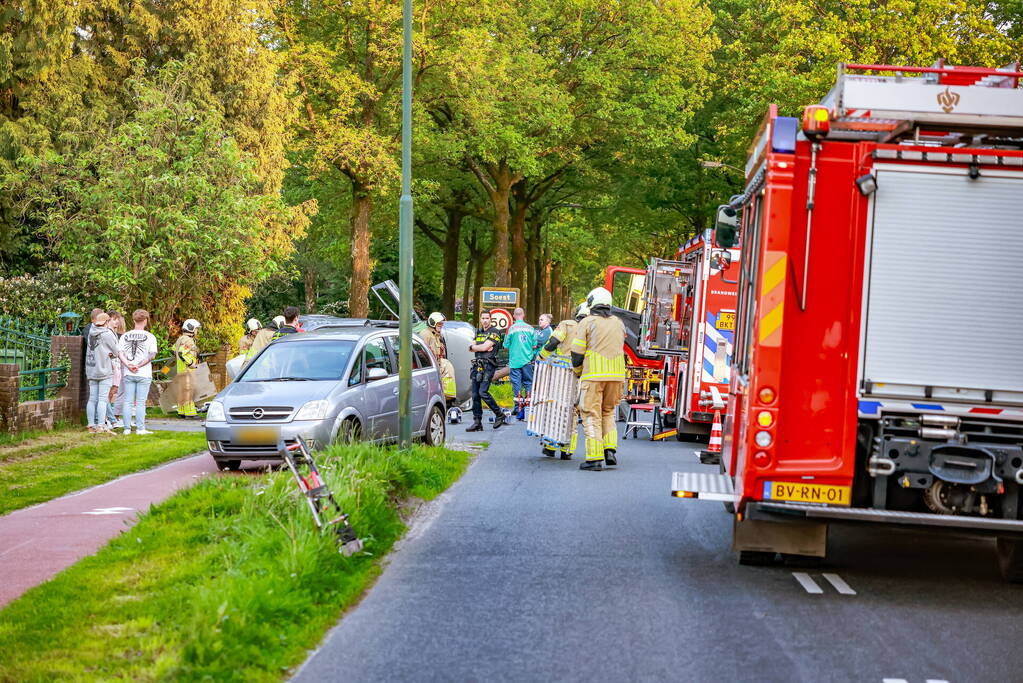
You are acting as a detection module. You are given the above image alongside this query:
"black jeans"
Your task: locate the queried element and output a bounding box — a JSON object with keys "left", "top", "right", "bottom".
{"left": 471, "top": 363, "right": 501, "bottom": 419}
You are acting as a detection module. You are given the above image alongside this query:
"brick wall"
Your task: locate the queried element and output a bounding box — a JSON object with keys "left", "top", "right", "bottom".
{"left": 0, "top": 335, "right": 84, "bottom": 434}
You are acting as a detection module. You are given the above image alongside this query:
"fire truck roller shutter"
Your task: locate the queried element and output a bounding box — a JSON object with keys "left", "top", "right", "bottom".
{"left": 860, "top": 165, "right": 1023, "bottom": 397}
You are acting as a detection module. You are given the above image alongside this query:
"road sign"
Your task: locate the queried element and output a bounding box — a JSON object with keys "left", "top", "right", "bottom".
{"left": 479, "top": 287, "right": 519, "bottom": 310}
{"left": 489, "top": 308, "right": 512, "bottom": 331}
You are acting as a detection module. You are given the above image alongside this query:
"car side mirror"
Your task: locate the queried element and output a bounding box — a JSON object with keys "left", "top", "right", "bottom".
{"left": 367, "top": 367, "right": 388, "bottom": 381}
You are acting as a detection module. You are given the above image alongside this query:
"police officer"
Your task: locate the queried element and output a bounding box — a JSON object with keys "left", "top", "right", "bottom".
{"left": 571, "top": 287, "right": 626, "bottom": 471}
{"left": 173, "top": 319, "right": 202, "bottom": 418}
{"left": 466, "top": 310, "right": 506, "bottom": 431}
{"left": 538, "top": 302, "right": 589, "bottom": 459}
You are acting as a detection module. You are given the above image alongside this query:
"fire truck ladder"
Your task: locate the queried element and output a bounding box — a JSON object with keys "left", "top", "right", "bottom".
{"left": 280, "top": 437, "right": 364, "bottom": 556}
{"left": 821, "top": 60, "right": 1023, "bottom": 141}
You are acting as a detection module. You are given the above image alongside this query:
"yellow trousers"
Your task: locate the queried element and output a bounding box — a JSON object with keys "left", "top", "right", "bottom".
{"left": 578, "top": 380, "right": 623, "bottom": 461}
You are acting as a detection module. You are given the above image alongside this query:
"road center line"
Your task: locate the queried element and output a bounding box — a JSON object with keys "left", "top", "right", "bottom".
{"left": 882, "top": 679, "right": 908, "bottom": 683}
{"left": 926, "top": 680, "right": 950, "bottom": 683}
{"left": 822, "top": 572, "right": 856, "bottom": 595}
{"left": 792, "top": 572, "right": 823, "bottom": 594}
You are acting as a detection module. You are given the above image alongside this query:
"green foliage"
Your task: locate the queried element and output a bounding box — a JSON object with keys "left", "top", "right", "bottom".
{"left": 0, "top": 428, "right": 207, "bottom": 515}
{"left": 13, "top": 61, "right": 312, "bottom": 343}
{"left": 0, "top": 442, "right": 472, "bottom": 680}
{"left": 0, "top": 270, "right": 84, "bottom": 324}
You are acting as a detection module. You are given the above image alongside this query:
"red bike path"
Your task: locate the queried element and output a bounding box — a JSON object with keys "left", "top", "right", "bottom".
{"left": 0, "top": 452, "right": 215, "bottom": 608}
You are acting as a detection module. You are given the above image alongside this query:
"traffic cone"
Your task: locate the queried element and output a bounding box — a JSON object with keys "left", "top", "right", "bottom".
{"left": 707, "top": 410, "right": 723, "bottom": 454}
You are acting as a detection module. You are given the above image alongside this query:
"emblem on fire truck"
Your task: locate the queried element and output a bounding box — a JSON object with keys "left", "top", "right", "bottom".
{"left": 936, "top": 87, "right": 960, "bottom": 113}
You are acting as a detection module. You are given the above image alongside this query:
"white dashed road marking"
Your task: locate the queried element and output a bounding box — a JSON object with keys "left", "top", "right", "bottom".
{"left": 82, "top": 507, "right": 135, "bottom": 515}
{"left": 792, "top": 572, "right": 823, "bottom": 594}
{"left": 882, "top": 678, "right": 949, "bottom": 682}
{"left": 822, "top": 572, "right": 857, "bottom": 595}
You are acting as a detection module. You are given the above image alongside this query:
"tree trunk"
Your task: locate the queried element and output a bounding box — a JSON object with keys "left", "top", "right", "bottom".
{"left": 510, "top": 182, "right": 528, "bottom": 293}
{"left": 304, "top": 269, "right": 318, "bottom": 313}
{"left": 472, "top": 252, "right": 488, "bottom": 322}
{"left": 442, "top": 209, "right": 462, "bottom": 319}
{"left": 550, "top": 262, "right": 561, "bottom": 321}
{"left": 467, "top": 159, "right": 519, "bottom": 287}
{"left": 462, "top": 241, "right": 473, "bottom": 321}
{"left": 348, "top": 180, "right": 372, "bottom": 318}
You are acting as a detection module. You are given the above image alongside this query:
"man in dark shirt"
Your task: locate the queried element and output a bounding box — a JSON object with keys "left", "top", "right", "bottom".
{"left": 466, "top": 311, "right": 506, "bottom": 431}
{"left": 273, "top": 306, "right": 301, "bottom": 339}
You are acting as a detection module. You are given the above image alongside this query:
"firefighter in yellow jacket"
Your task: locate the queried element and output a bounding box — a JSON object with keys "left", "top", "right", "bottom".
{"left": 419, "top": 312, "right": 457, "bottom": 401}
{"left": 537, "top": 302, "right": 588, "bottom": 459}
{"left": 173, "top": 319, "right": 201, "bottom": 418}
{"left": 571, "top": 287, "right": 626, "bottom": 471}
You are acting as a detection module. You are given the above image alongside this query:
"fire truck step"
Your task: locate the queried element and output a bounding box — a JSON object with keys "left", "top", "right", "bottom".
{"left": 671, "top": 471, "right": 735, "bottom": 502}
{"left": 753, "top": 502, "right": 1023, "bottom": 533}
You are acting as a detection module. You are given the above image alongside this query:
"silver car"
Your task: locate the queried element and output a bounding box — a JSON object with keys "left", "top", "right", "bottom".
{"left": 205, "top": 325, "right": 447, "bottom": 470}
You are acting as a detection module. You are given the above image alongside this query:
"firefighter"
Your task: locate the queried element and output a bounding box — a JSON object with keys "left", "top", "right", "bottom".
{"left": 466, "top": 310, "right": 506, "bottom": 432}
{"left": 419, "top": 312, "right": 457, "bottom": 402}
{"left": 246, "top": 319, "right": 277, "bottom": 363}
{"left": 173, "top": 319, "right": 202, "bottom": 418}
{"left": 238, "top": 318, "right": 261, "bottom": 359}
{"left": 538, "top": 302, "right": 589, "bottom": 459}
{"left": 571, "top": 287, "right": 626, "bottom": 471}
{"left": 272, "top": 306, "right": 301, "bottom": 339}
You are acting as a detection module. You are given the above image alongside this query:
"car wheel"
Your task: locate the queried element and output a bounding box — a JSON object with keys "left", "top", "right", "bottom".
{"left": 214, "top": 459, "right": 230, "bottom": 472}
{"left": 226, "top": 460, "right": 241, "bottom": 471}
{"left": 424, "top": 405, "right": 446, "bottom": 446}
{"left": 338, "top": 417, "right": 362, "bottom": 444}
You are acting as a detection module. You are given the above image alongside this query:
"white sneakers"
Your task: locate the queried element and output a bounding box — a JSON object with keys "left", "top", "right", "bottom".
{"left": 136, "top": 429, "right": 153, "bottom": 435}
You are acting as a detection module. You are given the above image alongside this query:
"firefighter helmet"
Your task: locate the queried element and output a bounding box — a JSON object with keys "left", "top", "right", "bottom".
{"left": 586, "top": 287, "right": 613, "bottom": 309}
{"left": 574, "top": 302, "right": 590, "bottom": 320}
{"left": 428, "top": 312, "right": 446, "bottom": 328}
{"left": 272, "top": 315, "right": 286, "bottom": 329}
{"left": 246, "top": 318, "right": 262, "bottom": 332}
{"left": 181, "top": 319, "right": 201, "bottom": 335}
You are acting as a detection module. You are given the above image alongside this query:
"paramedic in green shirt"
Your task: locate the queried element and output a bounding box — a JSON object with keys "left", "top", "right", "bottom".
{"left": 505, "top": 307, "right": 538, "bottom": 419}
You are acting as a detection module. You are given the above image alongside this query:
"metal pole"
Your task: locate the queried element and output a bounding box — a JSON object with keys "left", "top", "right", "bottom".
{"left": 398, "top": 0, "right": 414, "bottom": 448}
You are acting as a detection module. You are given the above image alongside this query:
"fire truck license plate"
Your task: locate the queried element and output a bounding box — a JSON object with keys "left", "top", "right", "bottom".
{"left": 717, "top": 312, "right": 735, "bottom": 330}
{"left": 763, "top": 481, "right": 851, "bottom": 506}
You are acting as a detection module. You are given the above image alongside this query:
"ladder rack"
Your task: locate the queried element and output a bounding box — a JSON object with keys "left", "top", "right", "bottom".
{"left": 820, "top": 61, "right": 1023, "bottom": 141}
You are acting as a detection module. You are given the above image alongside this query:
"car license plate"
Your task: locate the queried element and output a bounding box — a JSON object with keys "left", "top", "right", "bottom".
{"left": 763, "top": 481, "right": 851, "bottom": 506}
{"left": 233, "top": 426, "right": 280, "bottom": 446}
{"left": 717, "top": 312, "right": 735, "bottom": 330}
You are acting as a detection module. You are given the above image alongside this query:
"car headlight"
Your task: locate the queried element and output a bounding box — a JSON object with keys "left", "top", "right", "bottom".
{"left": 206, "top": 401, "right": 226, "bottom": 422}
{"left": 295, "top": 400, "right": 329, "bottom": 421}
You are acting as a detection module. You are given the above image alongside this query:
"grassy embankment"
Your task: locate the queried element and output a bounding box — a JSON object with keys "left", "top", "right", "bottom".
{"left": 0, "top": 442, "right": 472, "bottom": 681}
{"left": 0, "top": 428, "right": 207, "bottom": 516}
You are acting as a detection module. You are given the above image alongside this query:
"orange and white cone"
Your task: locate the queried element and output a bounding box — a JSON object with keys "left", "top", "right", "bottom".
{"left": 707, "top": 410, "right": 723, "bottom": 454}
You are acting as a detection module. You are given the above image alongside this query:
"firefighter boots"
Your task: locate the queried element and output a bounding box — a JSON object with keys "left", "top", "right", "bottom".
{"left": 559, "top": 450, "right": 572, "bottom": 460}
{"left": 542, "top": 447, "right": 556, "bottom": 458}
{"left": 579, "top": 459, "right": 604, "bottom": 471}
{"left": 603, "top": 449, "right": 617, "bottom": 467}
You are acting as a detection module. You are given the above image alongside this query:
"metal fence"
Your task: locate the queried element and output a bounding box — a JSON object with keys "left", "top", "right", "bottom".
{"left": 0, "top": 316, "right": 71, "bottom": 401}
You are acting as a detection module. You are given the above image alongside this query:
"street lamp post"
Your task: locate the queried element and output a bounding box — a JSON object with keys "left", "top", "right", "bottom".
{"left": 398, "top": 0, "right": 413, "bottom": 448}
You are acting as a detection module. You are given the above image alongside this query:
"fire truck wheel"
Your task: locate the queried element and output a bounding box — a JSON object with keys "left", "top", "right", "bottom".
{"left": 997, "top": 538, "right": 1023, "bottom": 583}
{"left": 737, "top": 550, "right": 776, "bottom": 566}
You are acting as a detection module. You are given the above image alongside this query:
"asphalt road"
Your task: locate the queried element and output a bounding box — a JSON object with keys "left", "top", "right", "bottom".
{"left": 296, "top": 419, "right": 1023, "bottom": 683}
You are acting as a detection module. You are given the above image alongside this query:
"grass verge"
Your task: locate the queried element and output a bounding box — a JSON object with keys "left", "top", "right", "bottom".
{"left": 0, "top": 429, "right": 207, "bottom": 516}
{"left": 0, "top": 442, "right": 472, "bottom": 681}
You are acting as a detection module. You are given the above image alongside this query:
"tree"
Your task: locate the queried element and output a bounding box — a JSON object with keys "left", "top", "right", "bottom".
{"left": 440, "top": 0, "right": 718, "bottom": 289}
{"left": 15, "top": 62, "right": 311, "bottom": 342}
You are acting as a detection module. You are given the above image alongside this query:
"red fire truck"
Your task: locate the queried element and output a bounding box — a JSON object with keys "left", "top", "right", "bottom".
{"left": 670, "top": 61, "right": 1023, "bottom": 581}
{"left": 604, "top": 232, "right": 741, "bottom": 437}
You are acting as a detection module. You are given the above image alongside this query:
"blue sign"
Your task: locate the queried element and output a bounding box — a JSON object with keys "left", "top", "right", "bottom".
{"left": 480, "top": 288, "right": 519, "bottom": 308}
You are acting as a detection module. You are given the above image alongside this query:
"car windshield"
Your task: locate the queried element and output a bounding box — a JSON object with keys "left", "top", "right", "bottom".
{"left": 240, "top": 340, "right": 355, "bottom": 382}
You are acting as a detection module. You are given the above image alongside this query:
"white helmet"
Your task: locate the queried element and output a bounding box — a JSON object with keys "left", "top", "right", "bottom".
{"left": 586, "top": 287, "right": 613, "bottom": 309}
{"left": 428, "top": 312, "right": 446, "bottom": 328}
{"left": 246, "top": 318, "right": 262, "bottom": 332}
{"left": 182, "top": 318, "right": 201, "bottom": 334}
{"left": 272, "top": 315, "right": 286, "bottom": 329}
{"left": 574, "top": 302, "right": 590, "bottom": 320}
